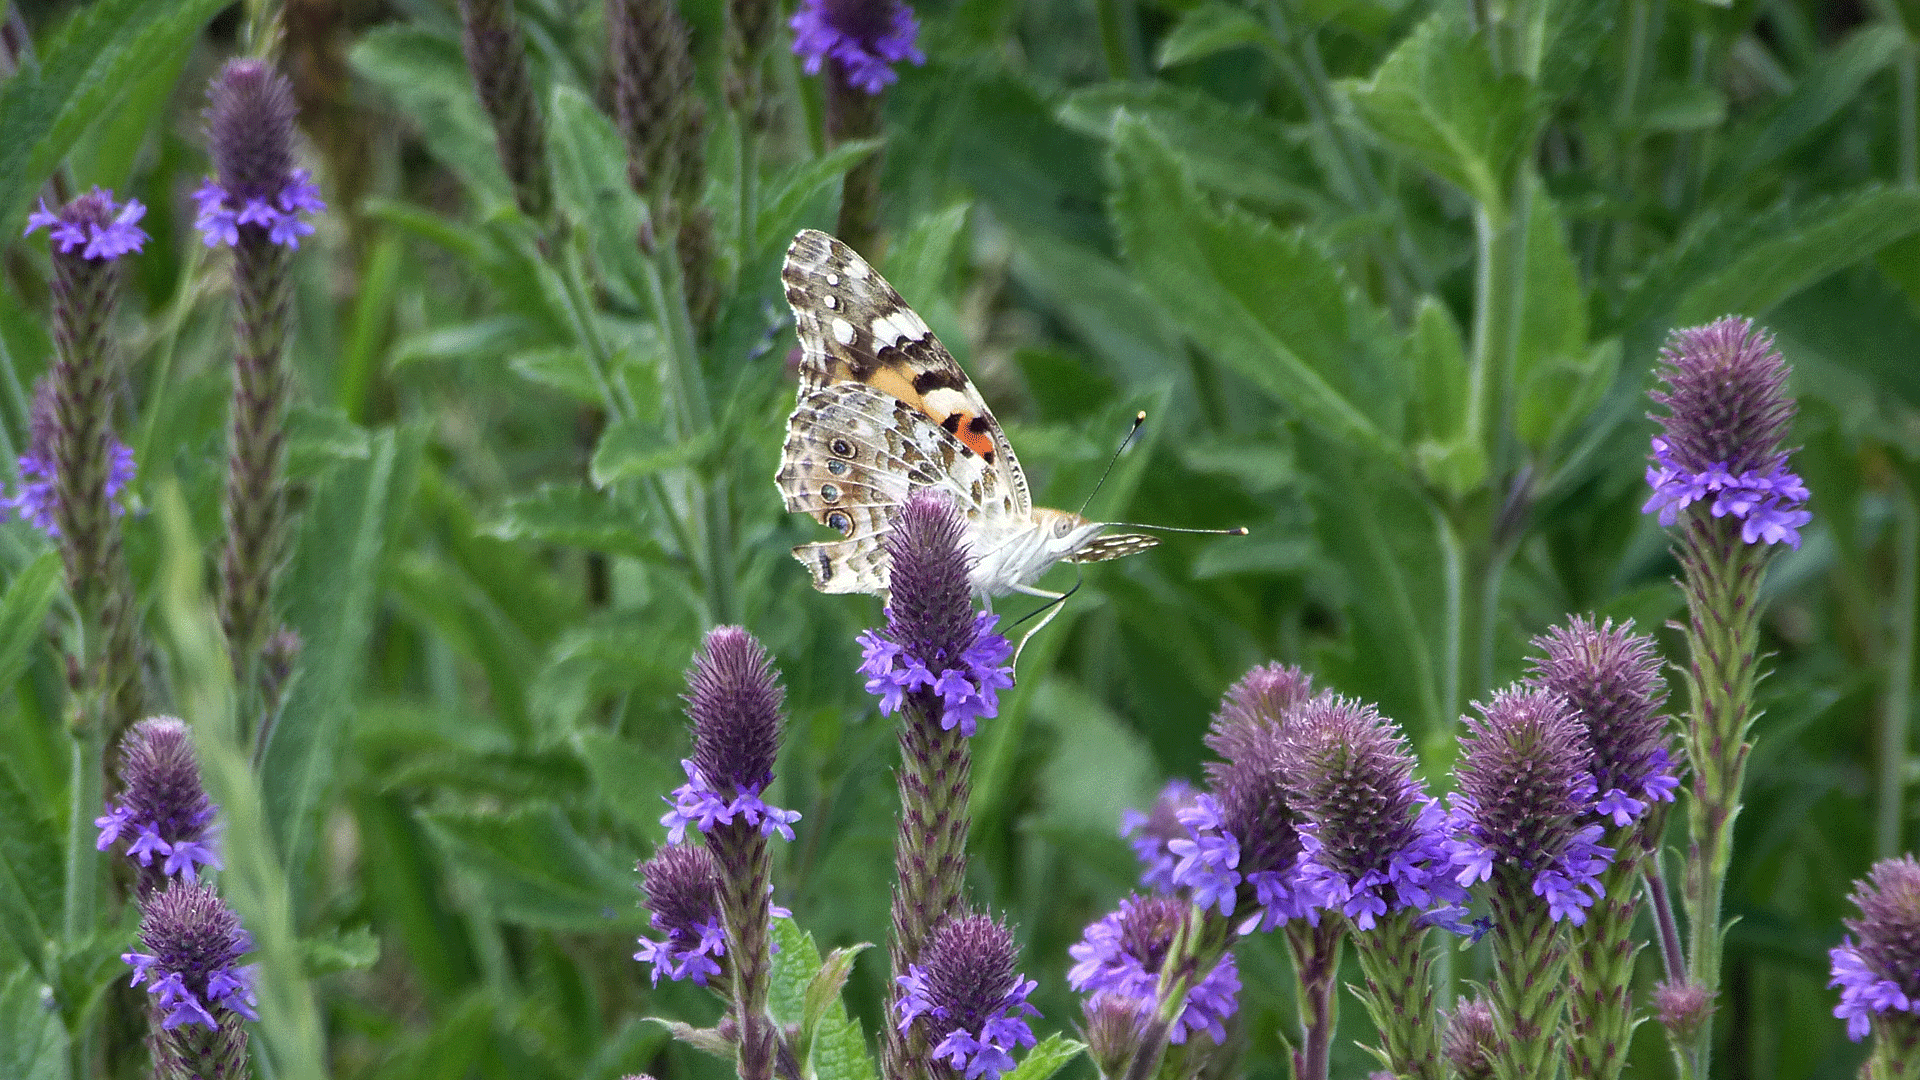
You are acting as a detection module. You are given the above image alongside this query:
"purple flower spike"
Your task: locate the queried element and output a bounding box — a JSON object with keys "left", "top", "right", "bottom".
{"left": 660, "top": 627, "right": 800, "bottom": 842}
{"left": 895, "top": 914, "right": 1040, "bottom": 1080}
{"left": 857, "top": 492, "right": 1014, "bottom": 736}
{"left": 1442, "top": 997, "right": 1498, "bottom": 1080}
{"left": 1830, "top": 855, "right": 1920, "bottom": 1042}
{"left": 1121, "top": 778, "right": 1200, "bottom": 892}
{"left": 6, "top": 379, "right": 134, "bottom": 538}
{"left": 122, "top": 880, "right": 258, "bottom": 1037}
{"left": 1082, "top": 993, "right": 1152, "bottom": 1078}
{"left": 634, "top": 844, "right": 729, "bottom": 986}
{"left": 1279, "top": 696, "right": 1468, "bottom": 928}
{"left": 97, "top": 717, "right": 222, "bottom": 894}
{"left": 1653, "top": 979, "right": 1716, "bottom": 1045}
{"left": 1068, "top": 894, "right": 1241, "bottom": 1047}
{"left": 1447, "top": 688, "right": 1612, "bottom": 924}
{"left": 24, "top": 188, "right": 148, "bottom": 260}
{"left": 1527, "top": 617, "right": 1676, "bottom": 830}
{"left": 197, "top": 60, "right": 325, "bottom": 249}
{"left": 1644, "top": 317, "right": 1809, "bottom": 548}
{"left": 790, "top": 0, "right": 926, "bottom": 94}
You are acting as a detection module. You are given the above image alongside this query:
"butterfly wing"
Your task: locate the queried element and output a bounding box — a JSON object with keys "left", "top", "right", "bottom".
{"left": 782, "top": 228, "right": 1032, "bottom": 516}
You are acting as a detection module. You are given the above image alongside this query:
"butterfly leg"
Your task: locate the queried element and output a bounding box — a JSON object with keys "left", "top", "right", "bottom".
{"left": 1008, "top": 584, "right": 1069, "bottom": 673}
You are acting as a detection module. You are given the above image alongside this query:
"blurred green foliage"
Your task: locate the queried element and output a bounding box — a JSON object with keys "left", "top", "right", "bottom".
{"left": 0, "top": 0, "right": 1917, "bottom": 1077}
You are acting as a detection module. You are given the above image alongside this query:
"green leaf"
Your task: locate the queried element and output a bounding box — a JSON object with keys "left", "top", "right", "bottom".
{"left": 547, "top": 84, "right": 652, "bottom": 306}
{"left": 756, "top": 140, "right": 884, "bottom": 255}
{"left": 1060, "top": 82, "right": 1321, "bottom": 211}
{"left": 1155, "top": 2, "right": 1272, "bottom": 67}
{"left": 0, "top": 966, "right": 65, "bottom": 1080}
{"left": 1342, "top": 12, "right": 1538, "bottom": 212}
{"left": 590, "top": 418, "right": 717, "bottom": 486}
{"left": 0, "top": 554, "right": 60, "bottom": 694}
{"left": 1407, "top": 298, "right": 1475, "bottom": 485}
{"left": 769, "top": 918, "right": 878, "bottom": 1080}
{"left": 0, "top": 765, "right": 59, "bottom": 969}
{"left": 1640, "top": 82, "right": 1728, "bottom": 133}
{"left": 1673, "top": 187, "right": 1920, "bottom": 326}
{"left": 1516, "top": 337, "right": 1620, "bottom": 453}
{"left": 487, "top": 483, "right": 659, "bottom": 562}
{"left": 262, "top": 429, "right": 410, "bottom": 891}
{"left": 1108, "top": 117, "right": 1402, "bottom": 460}
{"left": 350, "top": 27, "right": 511, "bottom": 206}
{"left": 1002, "top": 1034, "right": 1086, "bottom": 1080}
{"left": 302, "top": 925, "right": 382, "bottom": 977}
{"left": 804, "top": 943, "right": 873, "bottom": 1044}
{"left": 0, "top": 0, "right": 228, "bottom": 234}
{"left": 883, "top": 204, "right": 973, "bottom": 310}
{"left": 284, "top": 404, "right": 373, "bottom": 481}
{"left": 1510, "top": 184, "right": 1600, "bottom": 453}
{"left": 1726, "top": 25, "right": 1904, "bottom": 180}
{"left": 768, "top": 915, "right": 823, "bottom": 1027}
{"left": 422, "top": 806, "right": 644, "bottom": 931}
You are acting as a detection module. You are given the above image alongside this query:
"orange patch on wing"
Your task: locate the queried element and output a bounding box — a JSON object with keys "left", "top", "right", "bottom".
{"left": 952, "top": 415, "right": 996, "bottom": 458}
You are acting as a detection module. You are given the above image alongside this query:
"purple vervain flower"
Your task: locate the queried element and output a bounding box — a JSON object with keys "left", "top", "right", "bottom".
{"left": 197, "top": 61, "right": 325, "bottom": 250}
{"left": 1527, "top": 617, "right": 1676, "bottom": 830}
{"left": 1442, "top": 997, "right": 1498, "bottom": 1080}
{"left": 1830, "top": 855, "right": 1920, "bottom": 1042}
{"left": 637, "top": 844, "right": 736, "bottom": 986}
{"left": 790, "top": 0, "right": 926, "bottom": 95}
{"left": 857, "top": 494, "right": 1014, "bottom": 737}
{"left": 5, "top": 378, "right": 133, "bottom": 538}
{"left": 96, "top": 717, "right": 221, "bottom": 894}
{"left": 24, "top": 189, "right": 148, "bottom": 260}
{"left": 1447, "top": 688, "right": 1613, "bottom": 924}
{"left": 1643, "top": 317, "right": 1809, "bottom": 547}
{"left": 895, "top": 914, "right": 1040, "bottom": 1080}
{"left": 1279, "top": 695, "right": 1468, "bottom": 929}
{"left": 1121, "top": 778, "right": 1200, "bottom": 892}
{"left": 1067, "top": 894, "right": 1241, "bottom": 1047}
{"left": 659, "top": 627, "right": 800, "bottom": 843}
{"left": 123, "top": 880, "right": 258, "bottom": 1033}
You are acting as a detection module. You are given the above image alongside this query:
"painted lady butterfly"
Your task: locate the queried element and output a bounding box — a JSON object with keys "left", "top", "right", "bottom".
{"left": 775, "top": 229, "right": 1159, "bottom": 600}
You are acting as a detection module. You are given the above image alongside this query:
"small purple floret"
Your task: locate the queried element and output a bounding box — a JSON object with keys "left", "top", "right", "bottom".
{"left": 123, "top": 881, "right": 259, "bottom": 1031}
{"left": 193, "top": 170, "right": 325, "bottom": 250}
{"left": 1829, "top": 854, "right": 1920, "bottom": 1041}
{"left": 894, "top": 914, "right": 1040, "bottom": 1080}
{"left": 1121, "top": 778, "right": 1200, "bottom": 892}
{"left": 790, "top": 0, "right": 927, "bottom": 95}
{"left": 24, "top": 190, "right": 149, "bottom": 260}
{"left": 659, "top": 759, "right": 799, "bottom": 843}
{"left": 1067, "top": 895, "right": 1240, "bottom": 1046}
{"left": 858, "top": 611, "right": 1013, "bottom": 736}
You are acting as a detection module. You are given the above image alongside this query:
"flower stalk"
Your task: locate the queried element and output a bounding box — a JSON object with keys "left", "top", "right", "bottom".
{"left": 457, "top": 0, "right": 553, "bottom": 223}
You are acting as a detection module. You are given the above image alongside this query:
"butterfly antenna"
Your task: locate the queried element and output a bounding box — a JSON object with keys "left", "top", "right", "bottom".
{"left": 1108, "top": 523, "right": 1252, "bottom": 536}
{"left": 1077, "top": 412, "right": 1148, "bottom": 517}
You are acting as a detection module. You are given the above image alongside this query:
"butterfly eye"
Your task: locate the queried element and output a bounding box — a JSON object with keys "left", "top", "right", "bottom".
{"left": 826, "top": 511, "right": 852, "bottom": 534}
{"left": 830, "top": 438, "right": 854, "bottom": 458}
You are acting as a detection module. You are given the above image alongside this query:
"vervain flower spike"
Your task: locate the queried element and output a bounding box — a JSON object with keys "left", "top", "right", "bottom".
{"left": 1527, "top": 617, "right": 1673, "bottom": 1080}
{"left": 1120, "top": 778, "right": 1199, "bottom": 893}
{"left": 1448, "top": 686, "right": 1613, "bottom": 1080}
{"left": 1067, "top": 894, "right": 1241, "bottom": 1051}
{"left": 122, "top": 880, "right": 259, "bottom": 1080}
{"left": 96, "top": 717, "right": 222, "bottom": 898}
{"left": 4, "top": 377, "right": 133, "bottom": 538}
{"left": 1280, "top": 695, "right": 1465, "bottom": 1080}
{"left": 456, "top": 0, "right": 552, "bottom": 221}
{"left": 660, "top": 626, "right": 796, "bottom": 1080}
{"left": 1830, "top": 854, "right": 1920, "bottom": 1074}
{"left": 635, "top": 842, "right": 791, "bottom": 988}
{"left": 895, "top": 913, "right": 1040, "bottom": 1080}
{"left": 1645, "top": 316, "right": 1806, "bottom": 1073}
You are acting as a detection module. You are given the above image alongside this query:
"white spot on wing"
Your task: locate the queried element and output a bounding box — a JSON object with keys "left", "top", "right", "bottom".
{"left": 846, "top": 258, "right": 870, "bottom": 280}
{"left": 831, "top": 317, "right": 856, "bottom": 345}
{"left": 825, "top": 273, "right": 839, "bottom": 286}
{"left": 823, "top": 295, "right": 837, "bottom": 309}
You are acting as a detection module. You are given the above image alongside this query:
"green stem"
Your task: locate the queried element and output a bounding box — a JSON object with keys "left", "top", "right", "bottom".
{"left": 736, "top": 113, "right": 760, "bottom": 262}
{"left": 1878, "top": 481, "right": 1917, "bottom": 858}
{"left": 552, "top": 242, "right": 634, "bottom": 421}
{"left": 61, "top": 703, "right": 105, "bottom": 940}
{"left": 1093, "top": 0, "right": 1144, "bottom": 80}
{"left": 1285, "top": 920, "right": 1342, "bottom": 1080}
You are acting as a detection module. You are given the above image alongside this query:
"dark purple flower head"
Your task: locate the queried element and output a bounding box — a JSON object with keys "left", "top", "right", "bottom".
{"left": 1644, "top": 317, "right": 1809, "bottom": 547}
{"left": 95, "top": 717, "right": 221, "bottom": 885}
{"left": 1446, "top": 687, "right": 1613, "bottom": 924}
{"left": 122, "top": 880, "right": 258, "bottom": 1030}
{"left": 1067, "top": 894, "right": 1241, "bottom": 1046}
{"left": 857, "top": 492, "right": 1014, "bottom": 736}
{"left": 790, "top": 0, "right": 926, "bottom": 94}
{"left": 1527, "top": 617, "right": 1677, "bottom": 829}
{"left": 1653, "top": 979, "right": 1716, "bottom": 1045}
{"left": 1120, "top": 778, "right": 1200, "bottom": 892}
{"left": 24, "top": 188, "right": 147, "bottom": 260}
{"left": 5, "top": 377, "right": 134, "bottom": 538}
{"left": 1279, "top": 696, "right": 1468, "bottom": 928}
{"left": 1189, "top": 717, "right": 1307, "bottom": 929}
{"left": 661, "top": 627, "right": 800, "bottom": 844}
{"left": 194, "top": 59, "right": 325, "bottom": 250}
{"left": 1831, "top": 855, "right": 1920, "bottom": 1041}
{"left": 896, "top": 913, "right": 1040, "bottom": 1080}
{"left": 634, "top": 844, "right": 728, "bottom": 986}
{"left": 1203, "top": 662, "right": 1314, "bottom": 764}
{"left": 1442, "top": 996, "right": 1497, "bottom": 1080}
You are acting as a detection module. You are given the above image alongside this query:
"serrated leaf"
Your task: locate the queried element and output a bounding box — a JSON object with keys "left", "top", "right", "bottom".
{"left": 422, "top": 806, "right": 644, "bottom": 931}
{"left": 1673, "top": 187, "right": 1920, "bottom": 325}
{"left": 1517, "top": 337, "right": 1619, "bottom": 452}
{"left": 350, "top": 27, "right": 511, "bottom": 206}
{"left": 1061, "top": 83, "right": 1319, "bottom": 211}
{"left": 591, "top": 418, "right": 717, "bottom": 486}
{"left": 284, "top": 404, "right": 373, "bottom": 480}
{"left": 811, "top": 1016, "right": 879, "bottom": 1080}
{"left": 1155, "top": 2, "right": 1272, "bottom": 67}
{"left": 487, "top": 483, "right": 657, "bottom": 562}
{"left": 756, "top": 140, "right": 884, "bottom": 255}
{"left": 1108, "top": 117, "right": 1401, "bottom": 460}
{"left": 1002, "top": 1034, "right": 1086, "bottom": 1080}
{"left": 1343, "top": 12, "right": 1538, "bottom": 212}
{"left": 768, "top": 916, "right": 823, "bottom": 1027}
{"left": 804, "top": 943, "right": 873, "bottom": 1040}
{"left": 0, "top": 765, "right": 58, "bottom": 969}
{"left": 547, "top": 84, "right": 652, "bottom": 306}
{"left": 1408, "top": 296, "right": 1471, "bottom": 447}
{"left": 883, "top": 205, "right": 972, "bottom": 309}
{"left": 394, "top": 315, "right": 545, "bottom": 367}
{"left": 0, "top": 0, "right": 229, "bottom": 235}
{"left": 302, "top": 925, "right": 381, "bottom": 977}
{"left": 1726, "top": 25, "right": 1904, "bottom": 180}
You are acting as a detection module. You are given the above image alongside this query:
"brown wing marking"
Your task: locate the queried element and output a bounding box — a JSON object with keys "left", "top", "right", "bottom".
{"left": 1068, "top": 533, "right": 1160, "bottom": 563}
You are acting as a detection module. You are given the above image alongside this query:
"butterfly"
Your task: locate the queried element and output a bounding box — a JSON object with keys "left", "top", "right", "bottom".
{"left": 775, "top": 228, "right": 1159, "bottom": 604}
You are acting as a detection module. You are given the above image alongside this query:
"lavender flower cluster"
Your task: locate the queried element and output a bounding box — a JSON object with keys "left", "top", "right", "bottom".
{"left": 24, "top": 188, "right": 149, "bottom": 260}
{"left": 4, "top": 379, "right": 136, "bottom": 538}
{"left": 858, "top": 612, "right": 1013, "bottom": 736}
{"left": 1642, "top": 436, "right": 1810, "bottom": 547}
{"left": 124, "top": 882, "right": 260, "bottom": 1030}
{"left": 789, "top": 0, "right": 927, "bottom": 94}
{"left": 192, "top": 170, "right": 326, "bottom": 250}
{"left": 95, "top": 718, "right": 222, "bottom": 885}
{"left": 897, "top": 915, "right": 1040, "bottom": 1079}
{"left": 1829, "top": 855, "right": 1920, "bottom": 1042}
